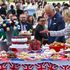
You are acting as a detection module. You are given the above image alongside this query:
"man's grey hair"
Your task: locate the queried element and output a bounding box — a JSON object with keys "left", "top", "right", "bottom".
{"left": 44, "top": 4, "right": 55, "bottom": 11}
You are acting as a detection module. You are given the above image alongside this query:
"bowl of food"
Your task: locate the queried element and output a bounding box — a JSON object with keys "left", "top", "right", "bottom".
{"left": 49, "top": 42, "right": 67, "bottom": 52}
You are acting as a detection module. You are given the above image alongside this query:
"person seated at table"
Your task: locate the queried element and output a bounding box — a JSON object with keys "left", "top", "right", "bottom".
{"left": 34, "top": 16, "right": 48, "bottom": 44}
{"left": 27, "top": 15, "right": 34, "bottom": 28}
{"left": 19, "top": 14, "right": 32, "bottom": 35}
{"left": 40, "top": 9, "right": 70, "bottom": 39}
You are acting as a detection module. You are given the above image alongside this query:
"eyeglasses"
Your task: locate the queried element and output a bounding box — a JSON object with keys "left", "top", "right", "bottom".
{"left": 20, "top": 17, "right": 26, "bottom": 18}
{"left": 13, "top": 19, "right": 17, "bottom": 20}
{"left": 39, "top": 20, "right": 46, "bottom": 22}
{"left": 40, "top": 19, "right": 46, "bottom": 22}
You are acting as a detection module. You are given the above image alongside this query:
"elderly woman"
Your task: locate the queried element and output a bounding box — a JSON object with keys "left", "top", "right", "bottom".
{"left": 41, "top": 9, "right": 70, "bottom": 39}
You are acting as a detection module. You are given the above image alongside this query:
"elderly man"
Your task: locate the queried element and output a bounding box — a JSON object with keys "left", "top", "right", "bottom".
{"left": 44, "top": 4, "right": 65, "bottom": 44}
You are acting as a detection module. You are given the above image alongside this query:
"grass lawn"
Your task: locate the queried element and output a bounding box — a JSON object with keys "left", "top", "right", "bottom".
{"left": 9, "top": 0, "right": 15, "bottom": 2}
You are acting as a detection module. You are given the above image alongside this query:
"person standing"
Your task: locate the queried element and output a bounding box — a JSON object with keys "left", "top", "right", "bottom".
{"left": 35, "top": 16, "right": 48, "bottom": 43}
{"left": 41, "top": 9, "right": 70, "bottom": 38}
{"left": 44, "top": 4, "right": 65, "bottom": 44}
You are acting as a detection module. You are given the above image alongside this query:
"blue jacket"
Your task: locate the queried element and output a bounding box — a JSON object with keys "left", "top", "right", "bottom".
{"left": 47, "top": 12, "right": 65, "bottom": 44}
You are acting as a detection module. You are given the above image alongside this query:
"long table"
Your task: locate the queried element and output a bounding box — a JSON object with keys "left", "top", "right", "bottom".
{"left": 0, "top": 59, "right": 70, "bottom": 70}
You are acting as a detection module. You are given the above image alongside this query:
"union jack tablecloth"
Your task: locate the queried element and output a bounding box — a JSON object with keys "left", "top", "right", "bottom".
{"left": 0, "top": 61, "right": 70, "bottom": 70}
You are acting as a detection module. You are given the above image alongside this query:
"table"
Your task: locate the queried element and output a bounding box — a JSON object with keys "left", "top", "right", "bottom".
{"left": 0, "top": 59, "right": 70, "bottom": 70}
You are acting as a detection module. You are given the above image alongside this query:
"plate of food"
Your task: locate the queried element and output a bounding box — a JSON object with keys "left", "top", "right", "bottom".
{"left": 49, "top": 42, "right": 67, "bottom": 52}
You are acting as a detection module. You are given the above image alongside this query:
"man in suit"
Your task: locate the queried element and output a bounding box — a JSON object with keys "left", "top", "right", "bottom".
{"left": 44, "top": 4, "right": 65, "bottom": 44}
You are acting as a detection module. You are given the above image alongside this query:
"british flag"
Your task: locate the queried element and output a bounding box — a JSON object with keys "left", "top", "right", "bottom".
{"left": 0, "top": 63, "right": 7, "bottom": 70}
{"left": 35, "top": 62, "right": 47, "bottom": 70}
{"left": 46, "top": 62, "right": 58, "bottom": 70}
{"left": 9, "top": 63, "right": 21, "bottom": 70}
{"left": 22, "top": 64, "right": 34, "bottom": 70}
{"left": 60, "top": 65, "right": 70, "bottom": 70}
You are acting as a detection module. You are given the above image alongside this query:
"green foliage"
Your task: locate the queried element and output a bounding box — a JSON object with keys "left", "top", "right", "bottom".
{"left": 46, "top": 0, "right": 69, "bottom": 1}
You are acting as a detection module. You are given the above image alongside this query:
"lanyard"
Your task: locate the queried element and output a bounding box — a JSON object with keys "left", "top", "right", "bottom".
{"left": 21, "top": 24, "right": 27, "bottom": 31}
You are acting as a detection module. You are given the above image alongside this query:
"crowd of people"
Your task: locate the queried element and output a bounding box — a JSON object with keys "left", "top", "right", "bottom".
{"left": 0, "top": 0, "right": 70, "bottom": 46}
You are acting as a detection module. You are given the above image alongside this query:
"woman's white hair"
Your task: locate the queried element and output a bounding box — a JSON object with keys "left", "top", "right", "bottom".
{"left": 62, "top": 9, "right": 70, "bottom": 22}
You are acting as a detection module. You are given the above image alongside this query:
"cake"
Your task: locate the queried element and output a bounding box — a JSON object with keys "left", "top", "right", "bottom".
{"left": 9, "top": 36, "right": 30, "bottom": 50}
